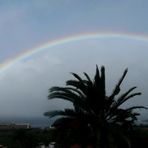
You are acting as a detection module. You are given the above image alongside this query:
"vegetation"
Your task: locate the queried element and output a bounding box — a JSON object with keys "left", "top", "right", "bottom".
{"left": 0, "top": 126, "right": 148, "bottom": 148}
{"left": 45, "top": 66, "right": 146, "bottom": 148}
{"left": 0, "top": 128, "right": 54, "bottom": 148}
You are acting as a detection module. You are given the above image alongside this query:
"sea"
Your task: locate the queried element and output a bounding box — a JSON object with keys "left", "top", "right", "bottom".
{"left": 0, "top": 116, "right": 52, "bottom": 128}
{"left": 0, "top": 115, "right": 147, "bottom": 128}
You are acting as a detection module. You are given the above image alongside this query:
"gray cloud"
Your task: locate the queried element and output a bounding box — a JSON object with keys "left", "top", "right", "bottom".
{"left": 0, "top": 38, "right": 148, "bottom": 118}
{"left": 0, "top": 0, "right": 148, "bottom": 120}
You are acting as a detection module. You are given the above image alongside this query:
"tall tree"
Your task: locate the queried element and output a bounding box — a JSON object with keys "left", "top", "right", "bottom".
{"left": 45, "top": 66, "right": 146, "bottom": 148}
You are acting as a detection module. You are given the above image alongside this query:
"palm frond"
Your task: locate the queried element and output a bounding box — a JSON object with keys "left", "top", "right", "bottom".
{"left": 53, "top": 94, "right": 88, "bottom": 109}
{"left": 91, "top": 66, "right": 106, "bottom": 110}
{"left": 50, "top": 86, "right": 86, "bottom": 98}
{"left": 116, "top": 86, "right": 137, "bottom": 102}
{"left": 109, "top": 68, "right": 128, "bottom": 100}
{"left": 100, "top": 66, "right": 106, "bottom": 98}
{"left": 126, "top": 106, "right": 147, "bottom": 111}
{"left": 44, "top": 110, "right": 66, "bottom": 118}
{"left": 83, "top": 72, "right": 93, "bottom": 86}
{"left": 116, "top": 92, "right": 141, "bottom": 107}
{"left": 94, "top": 65, "right": 101, "bottom": 87}
{"left": 71, "top": 72, "right": 84, "bottom": 83}
{"left": 66, "top": 80, "right": 87, "bottom": 94}
{"left": 49, "top": 91, "right": 79, "bottom": 101}
{"left": 44, "top": 109, "right": 76, "bottom": 118}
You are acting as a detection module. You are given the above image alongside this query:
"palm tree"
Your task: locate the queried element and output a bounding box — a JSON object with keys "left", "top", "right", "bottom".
{"left": 45, "top": 66, "right": 146, "bottom": 148}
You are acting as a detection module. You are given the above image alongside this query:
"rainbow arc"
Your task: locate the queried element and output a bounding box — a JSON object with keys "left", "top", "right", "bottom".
{"left": 0, "top": 32, "right": 148, "bottom": 73}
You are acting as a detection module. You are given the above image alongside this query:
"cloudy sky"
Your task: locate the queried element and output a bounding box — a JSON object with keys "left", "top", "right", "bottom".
{"left": 0, "top": 0, "right": 148, "bottom": 119}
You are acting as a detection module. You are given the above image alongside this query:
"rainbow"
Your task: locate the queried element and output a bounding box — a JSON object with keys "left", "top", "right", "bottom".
{"left": 0, "top": 32, "right": 148, "bottom": 74}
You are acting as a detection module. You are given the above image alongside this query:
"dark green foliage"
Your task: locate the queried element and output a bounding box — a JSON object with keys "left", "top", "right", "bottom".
{"left": 45, "top": 66, "right": 146, "bottom": 148}
{"left": 0, "top": 128, "right": 54, "bottom": 148}
{"left": 130, "top": 127, "right": 148, "bottom": 148}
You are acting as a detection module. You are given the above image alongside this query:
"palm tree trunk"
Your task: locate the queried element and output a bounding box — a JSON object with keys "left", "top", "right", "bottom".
{"left": 95, "top": 124, "right": 108, "bottom": 148}
{"left": 100, "top": 125, "right": 108, "bottom": 148}
{"left": 95, "top": 127, "right": 100, "bottom": 148}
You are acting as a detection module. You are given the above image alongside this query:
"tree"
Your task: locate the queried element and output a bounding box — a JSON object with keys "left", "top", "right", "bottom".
{"left": 45, "top": 66, "right": 146, "bottom": 148}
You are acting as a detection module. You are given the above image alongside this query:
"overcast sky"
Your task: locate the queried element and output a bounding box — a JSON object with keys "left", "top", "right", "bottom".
{"left": 0, "top": 0, "right": 148, "bottom": 119}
